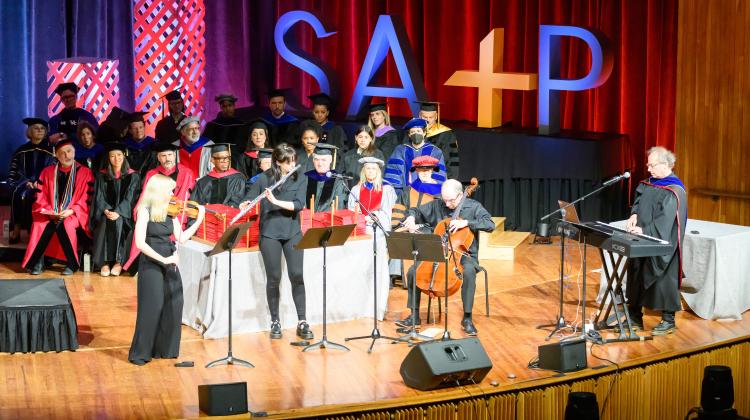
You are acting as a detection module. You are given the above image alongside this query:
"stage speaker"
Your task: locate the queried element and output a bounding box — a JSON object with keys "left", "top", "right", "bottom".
{"left": 198, "top": 382, "right": 248, "bottom": 416}
{"left": 400, "top": 338, "right": 493, "bottom": 390}
{"left": 538, "top": 339, "right": 587, "bottom": 372}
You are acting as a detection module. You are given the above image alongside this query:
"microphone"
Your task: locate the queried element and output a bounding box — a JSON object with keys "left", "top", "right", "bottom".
{"left": 602, "top": 171, "right": 630, "bottom": 186}
{"left": 325, "top": 171, "right": 353, "bottom": 180}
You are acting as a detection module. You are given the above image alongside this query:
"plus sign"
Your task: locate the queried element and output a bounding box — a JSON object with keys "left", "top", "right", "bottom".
{"left": 445, "top": 29, "right": 537, "bottom": 128}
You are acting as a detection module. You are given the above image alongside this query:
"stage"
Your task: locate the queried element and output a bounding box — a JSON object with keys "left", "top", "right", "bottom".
{"left": 0, "top": 238, "right": 748, "bottom": 419}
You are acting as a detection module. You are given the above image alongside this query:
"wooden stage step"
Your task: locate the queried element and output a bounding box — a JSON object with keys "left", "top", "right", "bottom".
{"left": 478, "top": 216, "right": 531, "bottom": 260}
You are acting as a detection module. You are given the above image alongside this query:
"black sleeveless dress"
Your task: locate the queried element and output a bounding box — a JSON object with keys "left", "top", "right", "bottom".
{"left": 128, "top": 216, "right": 183, "bottom": 365}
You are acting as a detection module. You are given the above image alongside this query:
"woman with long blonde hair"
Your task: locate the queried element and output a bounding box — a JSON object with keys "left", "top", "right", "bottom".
{"left": 367, "top": 103, "right": 401, "bottom": 161}
{"left": 128, "top": 174, "right": 205, "bottom": 365}
{"left": 347, "top": 157, "right": 397, "bottom": 236}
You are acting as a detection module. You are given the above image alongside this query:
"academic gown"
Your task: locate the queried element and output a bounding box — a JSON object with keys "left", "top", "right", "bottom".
{"left": 74, "top": 142, "right": 105, "bottom": 170}
{"left": 124, "top": 136, "right": 156, "bottom": 174}
{"left": 48, "top": 108, "right": 99, "bottom": 139}
{"left": 90, "top": 169, "right": 140, "bottom": 267}
{"left": 392, "top": 179, "right": 442, "bottom": 227}
{"left": 21, "top": 162, "right": 94, "bottom": 268}
{"left": 190, "top": 168, "right": 246, "bottom": 207}
{"left": 178, "top": 137, "right": 214, "bottom": 178}
{"left": 384, "top": 142, "right": 447, "bottom": 194}
{"left": 320, "top": 121, "right": 348, "bottom": 151}
{"left": 426, "top": 124, "right": 460, "bottom": 179}
{"left": 626, "top": 175, "right": 688, "bottom": 312}
{"left": 303, "top": 170, "right": 347, "bottom": 212}
{"left": 8, "top": 140, "right": 56, "bottom": 229}
{"left": 205, "top": 116, "right": 250, "bottom": 157}
{"left": 123, "top": 163, "right": 196, "bottom": 272}
{"left": 154, "top": 114, "right": 185, "bottom": 144}
{"left": 347, "top": 182, "right": 397, "bottom": 235}
{"left": 339, "top": 148, "right": 385, "bottom": 187}
{"left": 264, "top": 112, "right": 300, "bottom": 147}
{"left": 374, "top": 126, "right": 401, "bottom": 163}
{"left": 295, "top": 149, "right": 316, "bottom": 175}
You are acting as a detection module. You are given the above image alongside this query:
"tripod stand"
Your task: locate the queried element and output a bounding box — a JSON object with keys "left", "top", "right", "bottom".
{"left": 388, "top": 232, "right": 445, "bottom": 346}
{"left": 344, "top": 185, "right": 398, "bottom": 352}
{"left": 296, "top": 224, "right": 355, "bottom": 352}
{"left": 205, "top": 222, "right": 255, "bottom": 368}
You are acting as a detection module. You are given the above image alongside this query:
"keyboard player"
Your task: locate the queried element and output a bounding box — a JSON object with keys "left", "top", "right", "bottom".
{"left": 625, "top": 147, "right": 687, "bottom": 335}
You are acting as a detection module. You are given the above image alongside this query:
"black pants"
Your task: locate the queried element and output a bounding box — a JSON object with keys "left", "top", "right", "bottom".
{"left": 128, "top": 256, "right": 183, "bottom": 363}
{"left": 407, "top": 255, "right": 479, "bottom": 316}
{"left": 24, "top": 221, "right": 78, "bottom": 270}
{"left": 259, "top": 233, "right": 306, "bottom": 321}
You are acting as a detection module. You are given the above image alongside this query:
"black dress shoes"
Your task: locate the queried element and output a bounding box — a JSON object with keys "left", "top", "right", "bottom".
{"left": 461, "top": 318, "right": 478, "bottom": 336}
{"left": 296, "top": 321, "right": 314, "bottom": 339}
{"left": 651, "top": 319, "right": 676, "bottom": 336}
{"left": 270, "top": 320, "right": 282, "bottom": 339}
{"left": 28, "top": 259, "right": 44, "bottom": 275}
{"left": 395, "top": 315, "right": 421, "bottom": 328}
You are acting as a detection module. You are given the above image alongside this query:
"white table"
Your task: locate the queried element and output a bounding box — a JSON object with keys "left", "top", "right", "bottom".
{"left": 178, "top": 236, "right": 390, "bottom": 338}
{"left": 596, "top": 219, "right": 750, "bottom": 320}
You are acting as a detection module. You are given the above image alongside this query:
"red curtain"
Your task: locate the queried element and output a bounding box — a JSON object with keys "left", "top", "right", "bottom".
{"left": 207, "top": 0, "right": 677, "bottom": 179}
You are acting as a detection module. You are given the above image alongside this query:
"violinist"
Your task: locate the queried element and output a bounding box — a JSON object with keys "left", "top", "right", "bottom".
{"left": 239, "top": 143, "right": 313, "bottom": 341}
{"left": 398, "top": 179, "right": 494, "bottom": 336}
{"left": 129, "top": 174, "right": 205, "bottom": 365}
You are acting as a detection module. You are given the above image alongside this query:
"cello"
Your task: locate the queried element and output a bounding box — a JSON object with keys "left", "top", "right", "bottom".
{"left": 415, "top": 178, "right": 479, "bottom": 298}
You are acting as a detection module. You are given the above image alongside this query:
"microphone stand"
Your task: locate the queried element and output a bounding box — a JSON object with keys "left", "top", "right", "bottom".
{"left": 343, "top": 181, "right": 399, "bottom": 352}
{"left": 535, "top": 175, "right": 627, "bottom": 339}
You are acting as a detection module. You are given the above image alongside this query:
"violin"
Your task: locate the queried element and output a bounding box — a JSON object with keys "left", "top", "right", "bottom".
{"left": 415, "top": 178, "right": 479, "bottom": 298}
{"left": 167, "top": 196, "right": 216, "bottom": 219}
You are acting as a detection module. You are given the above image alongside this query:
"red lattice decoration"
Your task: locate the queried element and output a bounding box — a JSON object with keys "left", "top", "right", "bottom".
{"left": 47, "top": 58, "right": 120, "bottom": 121}
{"left": 133, "top": 0, "right": 206, "bottom": 136}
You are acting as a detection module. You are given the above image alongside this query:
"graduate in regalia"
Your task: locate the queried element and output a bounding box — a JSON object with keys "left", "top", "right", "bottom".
{"left": 123, "top": 111, "right": 156, "bottom": 175}
{"left": 204, "top": 93, "right": 249, "bottom": 158}
{"left": 367, "top": 102, "right": 401, "bottom": 162}
{"left": 384, "top": 118, "right": 446, "bottom": 195}
{"left": 74, "top": 121, "right": 105, "bottom": 170}
{"left": 154, "top": 90, "right": 186, "bottom": 144}
{"left": 625, "top": 147, "right": 688, "bottom": 336}
{"left": 417, "top": 101, "right": 460, "bottom": 179}
{"left": 235, "top": 119, "right": 270, "bottom": 179}
{"left": 347, "top": 156, "right": 398, "bottom": 236}
{"left": 308, "top": 93, "right": 348, "bottom": 151}
{"left": 339, "top": 125, "right": 385, "bottom": 188}
{"left": 295, "top": 120, "right": 323, "bottom": 175}
{"left": 21, "top": 139, "right": 94, "bottom": 275}
{"left": 90, "top": 142, "right": 140, "bottom": 277}
{"left": 247, "top": 148, "right": 274, "bottom": 186}
{"left": 264, "top": 88, "right": 300, "bottom": 147}
{"left": 190, "top": 143, "right": 246, "bottom": 207}
{"left": 176, "top": 116, "right": 214, "bottom": 178}
{"left": 48, "top": 82, "right": 99, "bottom": 144}
{"left": 303, "top": 143, "right": 346, "bottom": 212}
{"left": 7, "top": 118, "right": 55, "bottom": 244}
{"left": 123, "top": 142, "right": 196, "bottom": 273}
{"left": 391, "top": 155, "right": 444, "bottom": 226}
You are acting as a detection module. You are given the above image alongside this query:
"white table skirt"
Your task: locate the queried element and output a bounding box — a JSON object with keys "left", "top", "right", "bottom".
{"left": 596, "top": 219, "right": 750, "bottom": 320}
{"left": 178, "top": 236, "right": 390, "bottom": 338}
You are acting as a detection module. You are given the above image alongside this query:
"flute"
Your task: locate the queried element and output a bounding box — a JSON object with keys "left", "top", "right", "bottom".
{"left": 230, "top": 164, "right": 301, "bottom": 225}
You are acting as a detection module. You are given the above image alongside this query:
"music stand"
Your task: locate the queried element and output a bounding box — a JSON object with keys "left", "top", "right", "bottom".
{"left": 387, "top": 232, "right": 445, "bottom": 345}
{"left": 296, "top": 224, "right": 356, "bottom": 352}
{"left": 205, "top": 222, "right": 254, "bottom": 368}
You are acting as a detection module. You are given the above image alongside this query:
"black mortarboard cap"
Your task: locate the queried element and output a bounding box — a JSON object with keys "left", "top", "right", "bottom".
{"left": 256, "top": 148, "right": 274, "bottom": 159}
{"left": 126, "top": 111, "right": 148, "bottom": 124}
{"left": 22, "top": 117, "right": 48, "bottom": 127}
{"left": 313, "top": 143, "right": 338, "bottom": 156}
{"left": 152, "top": 141, "right": 179, "bottom": 152}
{"left": 214, "top": 93, "right": 238, "bottom": 104}
{"left": 415, "top": 101, "right": 439, "bottom": 112}
{"left": 165, "top": 90, "right": 182, "bottom": 101}
{"left": 54, "top": 82, "right": 79, "bottom": 95}
{"left": 308, "top": 92, "right": 333, "bottom": 108}
{"left": 268, "top": 88, "right": 291, "bottom": 99}
{"left": 249, "top": 118, "right": 270, "bottom": 131}
{"left": 368, "top": 102, "right": 388, "bottom": 113}
{"left": 207, "top": 143, "right": 233, "bottom": 155}
{"left": 104, "top": 142, "right": 128, "bottom": 154}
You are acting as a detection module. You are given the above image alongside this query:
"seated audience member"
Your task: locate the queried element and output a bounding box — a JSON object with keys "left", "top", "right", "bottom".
{"left": 418, "top": 101, "right": 460, "bottom": 179}
{"left": 154, "top": 90, "right": 186, "bottom": 144}
{"left": 74, "top": 121, "right": 105, "bottom": 169}
{"left": 124, "top": 111, "right": 156, "bottom": 175}
{"left": 177, "top": 116, "right": 214, "bottom": 178}
{"left": 368, "top": 102, "right": 401, "bottom": 162}
{"left": 384, "top": 118, "right": 446, "bottom": 195}
{"left": 263, "top": 88, "right": 299, "bottom": 147}
{"left": 295, "top": 120, "right": 323, "bottom": 174}
{"left": 190, "top": 143, "right": 246, "bottom": 207}
{"left": 48, "top": 82, "right": 99, "bottom": 143}
{"left": 236, "top": 119, "right": 270, "bottom": 179}
{"left": 339, "top": 125, "right": 385, "bottom": 187}
{"left": 308, "top": 93, "right": 347, "bottom": 150}
{"left": 247, "top": 148, "right": 274, "bottom": 186}
{"left": 303, "top": 143, "right": 346, "bottom": 212}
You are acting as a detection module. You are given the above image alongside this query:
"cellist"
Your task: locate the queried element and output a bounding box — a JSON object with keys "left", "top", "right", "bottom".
{"left": 398, "top": 179, "right": 494, "bottom": 336}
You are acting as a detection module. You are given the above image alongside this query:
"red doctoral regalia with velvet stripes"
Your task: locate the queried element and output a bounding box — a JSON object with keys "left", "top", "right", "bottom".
{"left": 21, "top": 162, "right": 94, "bottom": 267}
{"left": 122, "top": 163, "right": 196, "bottom": 271}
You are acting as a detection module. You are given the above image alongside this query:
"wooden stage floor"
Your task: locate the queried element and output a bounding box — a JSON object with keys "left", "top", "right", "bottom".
{"left": 0, "top": 238, "right": 748, "bottom": 419}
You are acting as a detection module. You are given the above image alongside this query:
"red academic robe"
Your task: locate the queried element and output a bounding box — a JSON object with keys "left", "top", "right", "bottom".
{"left": 22, "top": 163, "right": 94, "bottom": 267}
{"left": 123, "top": 163, "right": 196, "bottom": 271}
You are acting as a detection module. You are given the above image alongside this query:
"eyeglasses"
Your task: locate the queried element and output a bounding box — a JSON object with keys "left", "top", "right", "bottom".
{"left": 212, "top": 156, "right": 231, "bottom": 162}
{"left": 442, "top": 194, "right": 462, "bottom": 204}
{"left": 646, "top": 162, "right": 665, "bottom": 168}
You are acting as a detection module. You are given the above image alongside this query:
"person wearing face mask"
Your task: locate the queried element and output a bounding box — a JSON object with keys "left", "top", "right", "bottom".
{"left": 367, "top": 102, "right": 401, "bottom": 161}
{"left": 176, "top": 116, "right": 214, "bottom": 178}
{"left": 236, "top": 119, "right": 271, "bottom": 179}
{"left": 154, "top": 90, "right": 186, "bottom": 145}
{"left": 47, "top": 82, "right": 99, "bottom": 144}
{"left": 90, "top": 142, "right": 140, "bottom": 277}
{"left": 308, "top": 93, "right": 347, "bottom": 151}
{"left": 624, "top": 146, "right": 688, "bottom": 336}
{"left": 123, "top": 112, "right": 156, "bottom": 175}
{"left": 384, "top": 118, "right": 447, "bottom": 195}
{"left": 21, "top": 138, "right": 95, "bottom": 276}
{"left": 417, "top": 101, "right": 460, "bottom": 179}
{"left": 190, "top": 143, "right": 246, "bottom": 207}
{"left": 302, "top": 143, "right": 346, "bottom": 212}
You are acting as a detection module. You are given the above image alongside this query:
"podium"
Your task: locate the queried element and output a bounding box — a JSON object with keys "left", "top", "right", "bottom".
{"left": 295, "top": 224, "right": 356, "bottom": 352}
